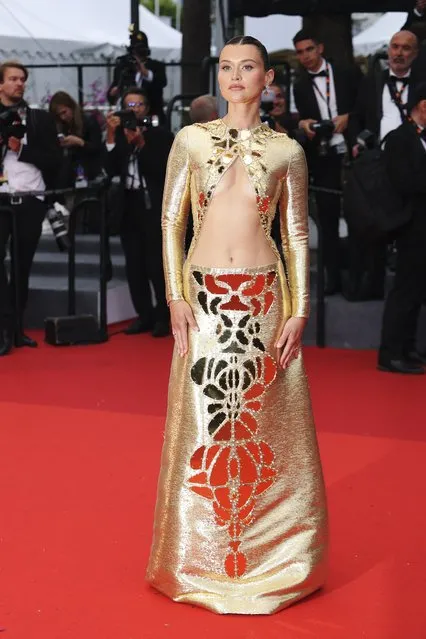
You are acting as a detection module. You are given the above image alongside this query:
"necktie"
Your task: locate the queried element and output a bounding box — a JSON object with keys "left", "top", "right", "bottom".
{"left": 311, "top": 70, "right": 327, "bottom": 78}
{"left": 389, "top": 75, "right": 409, "bottom": 88}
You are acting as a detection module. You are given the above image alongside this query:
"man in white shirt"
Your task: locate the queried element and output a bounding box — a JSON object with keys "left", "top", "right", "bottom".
{"left": 105, "top": 88, "right": 174, "bottom": 338}
{"left": 107, "top": 30, "right": 167, "bottom": 124}
{"left": 378, "top": 82, "right": 426, "bottom": 374}
{"left": 351, "top": 30, "right": 420, "bottom": 149}
{"left": 0, "top": 61, "right": 59, "bottom": 356}
{"left": 293, "top": 29, "right": 361, "bottom": 295}
{"left": 348, "top": 30, "right": 422, "bottom": 302}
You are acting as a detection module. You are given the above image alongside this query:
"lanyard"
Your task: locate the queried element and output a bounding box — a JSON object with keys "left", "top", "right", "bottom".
{"left": 387, "top": 76, "right": 409, "bottom": 123}
{"left": 311, "top": 63, "right": 332, "bottom": 120}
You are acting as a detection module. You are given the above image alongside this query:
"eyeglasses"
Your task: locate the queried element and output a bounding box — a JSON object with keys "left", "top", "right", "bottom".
{"left": 127, "top": 101, "right": 146, "bottom": 107}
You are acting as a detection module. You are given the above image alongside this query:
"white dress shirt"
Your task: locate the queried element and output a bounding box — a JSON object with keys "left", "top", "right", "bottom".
{"left": 380, "top": 69, "right": 411, "bottom": 142}
{"left": 135, "top": 69, "right": 154, "bottom": 86}
{"left": 309, "top": 59, "right": 346, "bottom": 151}
{"left": 0, "top": 146, "right": 45, "bottom": 200}
{"left": 106, "top": 143, "right": 141, "bottom": 190}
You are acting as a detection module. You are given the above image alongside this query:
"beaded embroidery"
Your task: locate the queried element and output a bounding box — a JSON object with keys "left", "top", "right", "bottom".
{"left": 187, "top": 270, "right": 278, "bottom": 578}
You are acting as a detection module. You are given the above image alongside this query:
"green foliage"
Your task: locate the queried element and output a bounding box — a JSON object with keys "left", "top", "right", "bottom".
{"left": 141, "top": 0, "right": 179, "bottom": 29}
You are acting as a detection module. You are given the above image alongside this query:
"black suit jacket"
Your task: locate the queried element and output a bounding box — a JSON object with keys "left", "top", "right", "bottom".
{"left": 18, "top": 107, "right": 61, "bottom": 189}
{"left": 58, "top": 114, "right": 104, "bottom": 187}
{"left": 106, "top": 125, "right": 173, "bottom": 216}
{"left": 293, "top": 62, "right": 362, "bottom": 156}
{"left": 349, "top": 67, "right": 423, "bottom": 145}
{"left": 107, "top": 57, "right": 167, "bottom": 121}
{"left": 402, "top": 9, "right": 424, "bottom": 31}
{"left": 384, "top": 120, "right": 426, "bottom": 217}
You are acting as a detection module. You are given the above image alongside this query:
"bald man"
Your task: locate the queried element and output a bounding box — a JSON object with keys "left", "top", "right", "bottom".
{"left": 189, "top": 94, "right": 218, "bottom": 124}
{"left": 347, "top": 30, "right": 423, "bottom": 301}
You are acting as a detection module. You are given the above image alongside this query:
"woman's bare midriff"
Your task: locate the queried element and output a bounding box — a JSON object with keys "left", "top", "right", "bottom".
{"left": 190, "top": 158, "right": 277, "bottom": 268}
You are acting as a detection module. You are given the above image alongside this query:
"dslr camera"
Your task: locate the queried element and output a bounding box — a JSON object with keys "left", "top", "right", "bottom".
{"left": 0, "top": 107, "right": 27, "bottom": 142}
{"left": 259, "top": 87, "right": 276, "bottom": 128}
{"left": 114, "top": 41, "right": 151, "bottom": 95}
{"left": 309, "top": 119, "right": 335, "bottom": 157}
{"left": 115, "top": 109, "right": 159, "bottom": 130}
{"left": 356, "top": 129, "right": 376, "bottom": 153}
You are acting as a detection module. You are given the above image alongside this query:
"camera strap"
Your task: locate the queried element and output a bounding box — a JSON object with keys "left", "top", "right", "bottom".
{"left": 311, "top": 63, "right": 332, "bottom": 120}
{"left": 386, "top": 76, "right": 409, "bottom": 124}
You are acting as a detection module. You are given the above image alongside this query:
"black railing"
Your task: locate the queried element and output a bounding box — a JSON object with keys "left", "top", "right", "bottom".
{"left": 0, "top": 182, "right": 109, "bottom": 344}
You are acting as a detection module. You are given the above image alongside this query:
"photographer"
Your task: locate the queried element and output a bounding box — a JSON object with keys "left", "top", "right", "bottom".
{"left": 0, "top": 61, "right": 60, "bottom": 356}
{"left": 105, "top": 88, "right": 173, "bottom": 338}
{"left": 261, "top": 83, "right": 297, "bottom": 136}
{"left": 378, "top": 83, "right": 426, "bottom": 374}
{"left": 49, "top": 91, "right": 103, "bottom": 187}
{"left": 293, "top": 30, "right": 361, "bottom": 295}
{"left": 348, "top": 30, "right": 422, "bottom": 300}
{"left": 107, "top": 30, "right": 167, "bottom": 124}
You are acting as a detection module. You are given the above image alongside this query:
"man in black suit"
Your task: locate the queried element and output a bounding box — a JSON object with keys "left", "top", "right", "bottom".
{"left": 293, "top": 29, "right": 361, "bottom": 295}
{"left": 0, "top": 61, "right": 60, "bottom": 356}
{"left": 378, "top": 83, "right": 426, "bottom": 375}
{"left": 106, "top": 87, "right": 173, "bottom": 337}
{"left": 403, "top": 0, "right": 426, "bottom": 32}
{"left": 348, "top": 29, "right": 422, "bottom": 301}
{"left": 107, "top": 30, "right": 167, "bottom": 124}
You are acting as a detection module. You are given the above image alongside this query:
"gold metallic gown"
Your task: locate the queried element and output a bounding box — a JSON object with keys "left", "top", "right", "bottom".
{"left": 146, "top": 120, "right": 328, "bottom": 614}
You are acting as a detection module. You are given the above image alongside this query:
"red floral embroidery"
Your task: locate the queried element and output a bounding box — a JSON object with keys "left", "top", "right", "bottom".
{"left": 188, "top": 272, "right": 279, "bottom": 578}
{"left": 256, "top": 195, "right": 271, "bottom": 213}
{"left": 188, "top": 355, "right": 277, "bottom": 578}
{"left": 201, "top": 272, "right": 277, "bottom": 317}
{"left": 199, "top": 191, "right": 208, "bottom": 208}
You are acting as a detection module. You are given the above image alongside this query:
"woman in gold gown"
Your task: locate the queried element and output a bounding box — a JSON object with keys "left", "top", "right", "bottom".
{"left": 146, "top": 35, "right": 328, "bottom": 615}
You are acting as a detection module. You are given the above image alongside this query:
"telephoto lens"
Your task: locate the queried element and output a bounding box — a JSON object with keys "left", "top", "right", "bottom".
{"left": 47, "top": 202, "right": 71, "bottom": 252}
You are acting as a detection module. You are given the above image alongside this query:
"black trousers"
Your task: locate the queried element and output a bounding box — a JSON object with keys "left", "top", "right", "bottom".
{"left": 310, "top": 152, "right": 343, "bottom": 280}
{"left": 0, "top": 197, "right": 46, "bottom": 331}
{"left": 120, "top": 190, "right": 168, "bottom": 324}
{"left": 346, "top": 232, "right": 388, "bottom": 300}
{"left": 379, "top": 209, "right": 426, "bottom": 359}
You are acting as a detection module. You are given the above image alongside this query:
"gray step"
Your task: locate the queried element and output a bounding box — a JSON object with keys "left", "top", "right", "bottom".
{"left": 30, "top": 251, "right": 126, "bottom": 279}
{"left": 304, "top": 295, "right": 426, "bottom": 350}
{"left": 37, "top": 233, "right": 124, "bottom": 257}
{"left": 25, "top": 277, "right": 127, "bottom": 329}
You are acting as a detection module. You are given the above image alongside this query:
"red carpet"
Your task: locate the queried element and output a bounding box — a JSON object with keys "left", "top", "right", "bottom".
{"left": 0, "top": 331, "right": 425, "bottom": 639}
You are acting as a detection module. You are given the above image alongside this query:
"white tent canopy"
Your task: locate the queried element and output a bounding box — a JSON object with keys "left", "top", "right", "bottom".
{"left": 0, "top": 1, "right": 182, "bottom": 104}
{"left": 353, "top": 12, "right": 407, "bottom": 55}
{"left": 0, "top": 1, "right": 182, "bottom": 61}
{"left": 244, "top": 15, "right": 302, "bottom": 53}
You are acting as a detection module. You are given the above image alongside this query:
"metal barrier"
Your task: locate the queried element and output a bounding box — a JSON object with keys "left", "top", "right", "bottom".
{"left": 165, "top": 93, "right": 201, "bottom": 130}
{"left": 0, "top": 182, "right": 109, "bottom": 344}
{"left": 308, "top": 183, "right": 344, "bottom": 349}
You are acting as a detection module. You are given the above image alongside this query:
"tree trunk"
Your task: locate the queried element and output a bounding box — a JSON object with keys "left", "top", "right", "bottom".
{"left": 303, "top": 14, "right": 353, "bottom": 65}
{"left": 182, "top": 0, "right": 211, "bottom": 95}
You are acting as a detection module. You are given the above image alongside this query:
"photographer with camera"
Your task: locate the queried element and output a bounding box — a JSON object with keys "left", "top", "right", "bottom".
{"left": 0, "top": 61, "right": 60, "bottom": 356}
{"left": 105, "top": 87, "right": 173, "bottom": 338}
{"left": 107, "top": 29, "right": 167, "bottom": 125}
{"left": 293, "top": 30, "right": 361, "bottom": 295}
{"left": 348, "top": 30, "right": 422, "bottom": 301}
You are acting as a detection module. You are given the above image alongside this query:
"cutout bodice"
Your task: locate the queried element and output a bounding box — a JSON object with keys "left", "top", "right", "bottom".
{"left": 162, "top": 119, "right": 310, "bottom": 318}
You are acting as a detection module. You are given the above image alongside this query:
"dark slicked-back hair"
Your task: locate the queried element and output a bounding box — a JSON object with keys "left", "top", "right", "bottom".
{"left": 293, "top": 29, "right": 322, "bottom": 47}
{"left": 224, "top": 35, "right": 270, "bottom": 70}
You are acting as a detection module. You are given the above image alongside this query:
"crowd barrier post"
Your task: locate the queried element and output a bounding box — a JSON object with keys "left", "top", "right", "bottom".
{"left": 0, "top": 182, "right": 109, "bottom": 345}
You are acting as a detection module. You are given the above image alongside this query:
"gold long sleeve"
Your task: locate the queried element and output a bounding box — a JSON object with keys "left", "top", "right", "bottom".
{"left": 279, "top": 139, "right": 310, "bottom": 318}
{"left": 161, "top": 127, "right": 191, "bottom": 304}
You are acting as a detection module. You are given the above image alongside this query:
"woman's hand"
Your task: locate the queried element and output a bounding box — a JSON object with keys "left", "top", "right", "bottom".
{"left": 275, "top": 317, "right": 307, "bottom": 369}
{"left": 170, "top": 300, "right": 199, "bottom": 357}
{"left": 61, "top": 135, "right": 84, "bottom": 148}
